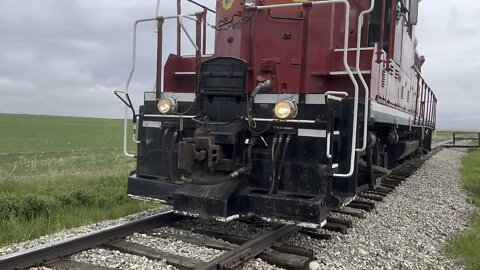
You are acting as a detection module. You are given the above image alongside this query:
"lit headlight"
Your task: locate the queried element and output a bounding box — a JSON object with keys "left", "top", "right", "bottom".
{"left": 274, "top": 100, "right": 298, "bottom": 119}
{"left": 157, "top": 97, "right": 178, "bottom": 114}
{"left": 245, "top": 0, "right": 256, "bottom": 7}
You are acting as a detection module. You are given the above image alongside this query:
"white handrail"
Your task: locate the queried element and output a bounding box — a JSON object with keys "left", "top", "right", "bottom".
{"left": 355, "top": 0, "right": 375, "bottom": 152}
{"left": 121, "top": 13, "right": 200, "bottom": 158}
{"left": 253, "top": 0, "right": 360, "bottom": 178}
{"left": 326, "top": 132, "right": 332, "bottom": 158}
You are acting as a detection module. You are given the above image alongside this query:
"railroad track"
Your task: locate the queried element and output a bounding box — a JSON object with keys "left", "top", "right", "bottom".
{"left": 0, "top": 146, "right": 444, "bottom": 270}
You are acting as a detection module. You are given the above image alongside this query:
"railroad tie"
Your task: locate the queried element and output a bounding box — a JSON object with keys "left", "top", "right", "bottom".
{"left": 332, "top": 208, "right": 367, "bottom": 219}
{"left": 103, "top": 240, "right": 200, "bottom": 270}
{"left": 44, "top": 260, "right": 114, "bottom": 270}
{"left": 359, "top": 193, "right": 384, "bottom": 202}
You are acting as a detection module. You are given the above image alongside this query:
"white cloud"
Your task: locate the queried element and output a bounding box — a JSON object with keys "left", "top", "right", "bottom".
{"left": 416, "top": 0, "right": 480, "bottom": 128}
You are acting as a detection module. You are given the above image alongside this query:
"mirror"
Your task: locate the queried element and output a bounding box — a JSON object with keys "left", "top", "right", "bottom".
{"left": 409, "top": 0, "right": 420, "bottom": 25}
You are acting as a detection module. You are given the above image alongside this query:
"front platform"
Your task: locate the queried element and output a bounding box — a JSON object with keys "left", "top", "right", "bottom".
{"left": 127, "top": 175, "right": 329, "bottom": 226}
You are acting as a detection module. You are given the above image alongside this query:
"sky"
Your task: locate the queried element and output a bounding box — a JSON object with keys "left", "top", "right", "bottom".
{"left": 0, "top": 0, "right": 478, "bottom": 129}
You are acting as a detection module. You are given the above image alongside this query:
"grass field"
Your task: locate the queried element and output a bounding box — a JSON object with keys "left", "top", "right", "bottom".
{"left": 0, "top": 113, "right": 155, "bottom": 246}
{"left": 447, "top": 148, "right": 480, "bottom": 269}
{"left": 434, "top": 129, "right": 480, "bottom": 143}
{"left": 433, "top": 130, "right": 454, "bottom": 143}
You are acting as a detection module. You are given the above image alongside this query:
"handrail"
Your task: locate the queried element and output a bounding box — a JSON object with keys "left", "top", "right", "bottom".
{"left": 413, "top": 69, "right": 435, "bottom": 128}
{"left": 355, "top": 0, "right": 375, "bottom": 152}
{"left": 249, "top": 1, "right": 360, "bottom": 178}
{"left": 120, "top": 13, "right": 201, "bottom": 158}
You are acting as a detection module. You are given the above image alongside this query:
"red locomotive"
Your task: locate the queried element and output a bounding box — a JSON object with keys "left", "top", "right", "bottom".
{"left": 116, "top": 0, "right": 436, "bottom": 226}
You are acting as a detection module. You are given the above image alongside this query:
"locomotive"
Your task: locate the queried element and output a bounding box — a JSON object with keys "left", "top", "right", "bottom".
{"left": 116, "top": 0, "right": 437, "bottom": 227}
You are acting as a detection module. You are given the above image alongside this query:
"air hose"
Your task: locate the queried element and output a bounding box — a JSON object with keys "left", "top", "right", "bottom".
{"left": 269, "top": 134, "right": 291, "bottom": 194}
{"left": 270, "top": 134, "right": 284, "bottom": 194}
{"left": 168, "top": 130, "right": 178, "bottom": 182}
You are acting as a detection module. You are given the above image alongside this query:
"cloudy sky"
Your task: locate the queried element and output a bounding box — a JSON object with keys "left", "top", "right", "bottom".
{"left": 0, "top": 0, "right": 478, "bottom": 129}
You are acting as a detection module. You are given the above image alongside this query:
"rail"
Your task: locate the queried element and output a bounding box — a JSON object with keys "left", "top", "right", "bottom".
{"left": 356, "top": 0, "right": 375, "bottom": 152}
{"left": 249, "top": 0, "right": 360, "bottom": 178}
{"left": 414, "top": 70, "right": 437, "bottom": 128}
{"left": 0, "top": 211, "right": 179, "bottom": 270}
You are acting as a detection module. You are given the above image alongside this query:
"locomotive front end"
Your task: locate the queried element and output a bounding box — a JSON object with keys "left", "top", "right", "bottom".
{"left": 120, "top": 0, "right": 436, "bottom": 227}
{"left": 129, "top": 54, "right": 341, "bottom": 226}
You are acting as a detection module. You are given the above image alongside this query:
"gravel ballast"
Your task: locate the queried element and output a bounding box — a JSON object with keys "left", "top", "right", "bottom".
{"left": 71, "top": 248, "right": 174, "bottom": 270}
{"left": 2, "top": 147, "right": 474, "bottom": 270}
{"left": 290, "top": 148, "right": 475, "bottom": 270}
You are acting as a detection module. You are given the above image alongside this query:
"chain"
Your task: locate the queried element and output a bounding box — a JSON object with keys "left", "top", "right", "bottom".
{"left": 207, "top": 13, "right": 254, "bottom": 31}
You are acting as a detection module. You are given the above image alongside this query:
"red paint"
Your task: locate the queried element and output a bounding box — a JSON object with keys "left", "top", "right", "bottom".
{"left": 161, "top": 0, "right": 436, "bottom": 127}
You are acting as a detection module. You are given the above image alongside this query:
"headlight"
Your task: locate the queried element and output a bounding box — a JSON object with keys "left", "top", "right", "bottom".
{"left": 245, "top": 0, "right": 256, "bottom": 7}
{"left": 274, "top": 100, "right": 298, "bottom": 119}
{"left": 157, "top": 97, "right": 178, "bottom": 114}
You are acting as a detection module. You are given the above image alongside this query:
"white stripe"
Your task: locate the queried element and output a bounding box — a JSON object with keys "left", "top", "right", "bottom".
{"left": 144, "top": 92, "right": 156, "bottom": 101}
{"left": 330, "top": 70, "right": 371, "bottom": 75}
{"left": 305, "top": 94, "right": 326, "bottom": 105}
{"left": 144, "top": 114, "right": 195, "bottom": 118}
{"left": 181, "top": 54, "right": 213, "bottom": 58}
{"left": 370, "top": 101, "right": 413, "bottom": 122}
{"left": 254, "top": 94, "right": 342, "bottom": 104}
{"left": 174, "top": 72, "right": 196, "bottom": 76}
{"left": 251, "top": 118, "right": 316, "bottom": 124}
{"left": 298, "top": 129, "right": 327, "bottom": 138}
{"left": 334, "top": 47, "right": 375, "bottom": 52}
{"left": 254, "top": 94, "right": 299, "bottom": 104}
{"left": 143, "top": 121, "right": 162, "bottom": 128}
{"left": 162, "top": 92, "right": 196, "bottom": 102}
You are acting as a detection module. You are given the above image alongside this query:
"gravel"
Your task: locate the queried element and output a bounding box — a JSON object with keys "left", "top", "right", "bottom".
{"left": 126, "top": 230, "right": 281, "bottom": 270}
{"left": 289, "top": 148, "right": 475, "bottom": 270}
{"left": 4, "top": 147, "right": 474, "bottom": 270}
{"left": 126, "top": 232, "right": 224, "bottom": 262}
{"left": 71, "top": 248, "right": 174, "bottom": 270}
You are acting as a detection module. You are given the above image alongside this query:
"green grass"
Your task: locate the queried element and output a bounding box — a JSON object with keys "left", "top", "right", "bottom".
{"left": 447, "top": 149, "right": 480, "bottom": 269}
{"left": 434, "top": 130, "right": 454, "bottom": 143}
{"left": 0, "top": 113, "right": 156, "bottom": 246}
{"left": 434, "top": 130, "right": 480, "bottom": 144}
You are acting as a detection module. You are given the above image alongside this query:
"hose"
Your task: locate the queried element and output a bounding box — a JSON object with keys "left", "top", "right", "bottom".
{"left": 269, "top": 134, "right": 283, "bottom": 194}
{"left": 270, "top": 135, "right": 278, "bottom": 180}
{"left": 270, "top": 135, "right": 291, "bottom": 194}
{"left": 161, "top": 128, "right": 169, "bottom": 153}
{"left": 247, "top": 80, "right": 272, "bottom": 128}
{"left": 168, "top": 130, "right": 178, "bottom": 182}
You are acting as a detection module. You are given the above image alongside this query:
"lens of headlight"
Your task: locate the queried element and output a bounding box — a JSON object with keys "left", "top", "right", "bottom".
{"left": 245, "top": 0, "right": 256, "bottom": 7}
{"left": 274, "top": 100, "right": 297, "bottom": 119}
{"left": 157, "top": 97, "right": 177, "bottom": 114}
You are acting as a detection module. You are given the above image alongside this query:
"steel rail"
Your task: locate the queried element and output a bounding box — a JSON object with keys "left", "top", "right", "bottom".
{"left": 0, "top": 211, "right": 179, "bottom": 270}
{"left": 196, "top": 224, "right": 301, "bottom": 270}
